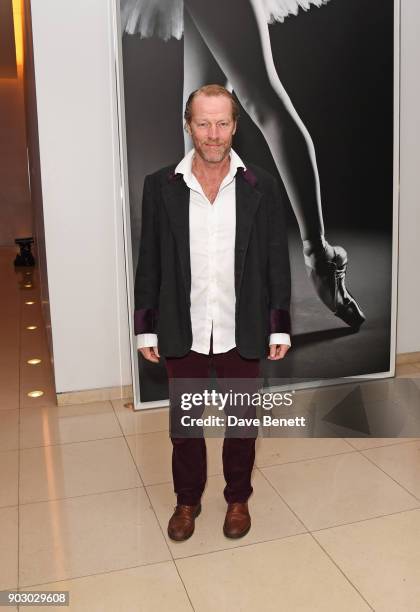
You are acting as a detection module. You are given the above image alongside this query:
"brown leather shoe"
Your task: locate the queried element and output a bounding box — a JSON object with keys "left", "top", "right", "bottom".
{"left": 167, "top": 503, "right": 201, "bottom": 541}
{"left": 223, "top": 502, "right": 251, "bottom": 538}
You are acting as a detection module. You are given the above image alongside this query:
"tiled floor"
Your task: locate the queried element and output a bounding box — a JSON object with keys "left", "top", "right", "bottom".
{"left": 1, "top": 248, "right": 420, "bottom": 611}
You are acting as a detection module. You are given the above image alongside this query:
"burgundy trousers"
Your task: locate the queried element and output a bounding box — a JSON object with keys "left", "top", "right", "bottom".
{"left": 165, "top": 336, "right": 261, "bottom": 505}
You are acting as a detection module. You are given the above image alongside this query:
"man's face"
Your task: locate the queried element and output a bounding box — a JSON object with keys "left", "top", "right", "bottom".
{"left": 187, "top": 94, "right": 237, "bottom": 164}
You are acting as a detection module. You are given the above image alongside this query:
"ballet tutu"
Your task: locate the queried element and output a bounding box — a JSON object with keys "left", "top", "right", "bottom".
{"left": 120, "top": 0, "right": 331, "bottom": 41}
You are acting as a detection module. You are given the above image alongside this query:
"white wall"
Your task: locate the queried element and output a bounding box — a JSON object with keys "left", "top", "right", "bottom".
{"left": 30, "top": 0, "right": 131, "bottom": 393}
{"left": 397, "top": 0, "right": 420, "bottom": 354}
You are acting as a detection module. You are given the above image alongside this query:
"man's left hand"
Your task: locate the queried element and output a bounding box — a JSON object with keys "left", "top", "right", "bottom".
{"left": 268, "top": 344, "right": 290, "bottom": 360}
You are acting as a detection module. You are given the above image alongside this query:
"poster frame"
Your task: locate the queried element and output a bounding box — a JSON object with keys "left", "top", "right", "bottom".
{"left": 109, "top": 0, "right": 401, "bottom": 410}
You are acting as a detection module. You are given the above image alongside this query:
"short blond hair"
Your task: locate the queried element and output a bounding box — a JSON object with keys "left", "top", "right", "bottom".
{"left": 184, "top": 84, "right": 240, "bottom": 127}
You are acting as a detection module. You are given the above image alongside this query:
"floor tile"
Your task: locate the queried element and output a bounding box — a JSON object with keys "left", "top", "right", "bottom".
{"left": 255, "top": 436, "right": 354, "bottom": 467}
{"left": 344, "top": 437, "right": 420, "bottom": 450}
{"left": 20, "top": 437, "right": 142, "bottom": 504}
{"left": 261, "top": 451, "right": 419, "bottom": 530}
{"left": 112, "top": 399, "right": 169, "bottom": 435}
{"left": 0, "top": 506, "right": 18, "bottom": 590}
{"left": 357, "top": 378, "right": 396, "bottom": 401}
{"left": 362, "top": 439, "right": 420, "bottom": 498}
{"left": 20, "top": 329, "right": 49, "bottom": 349}
{"left": 396, "top": 355, "right": 420, "bottom": 366}
{"left": 20, "top": 308, "right": 44, "bottom": 324}
{"left": 20, "top": 345, "right": 51, "bottom": 363}
{"left": 314, "top": 509, "right": 420, "bottom": 612}
{"left": 20, "top": 401, "right": 121, "bottom": 448}
{"left": 19, "top": 488, "right": 171, "bottom": 586}
{"left": 20, "top": 364, "right": 56, "bottom": 388}
{"left": 0, "top": 450, "right": 18, "bottom": 508}
{"left": 0, "top": 380, "right": 19, "bottom": 410}
{"left": 25, "top": 562, "right": 193, "bottom": 611}
{"left": 126, "top": 431, "right": 223, "bottom": 485}
{"left": 0, "top": 409, "right": 19, "bottom": 451}
{"left": 147, "top": 470, "right": 305, "bottom": 559}
{"left": 396, "top": 363, "right": 420, "bottom": 378}
{"left": 176, "top": 533, "right": 371, "bottom": 611}
{"left": 0, "top": 358, "right": 18, "bottom": 382}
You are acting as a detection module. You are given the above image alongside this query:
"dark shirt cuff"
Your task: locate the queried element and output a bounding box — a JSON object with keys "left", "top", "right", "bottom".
{"left": 269, "top": 309, "right": 291, "bottom": 335}
{"left": 134, "top": 308, "right": 159, "bottom": 334}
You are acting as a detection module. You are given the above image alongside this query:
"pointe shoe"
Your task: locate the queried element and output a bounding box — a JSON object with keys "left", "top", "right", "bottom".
{"left": 223, "top": 502, "right": 251, "bottom": 538}
{"left": 167, "top": 503, "right": 201, "bottom": 541}
{"left": 304, "top": 245, "right": 366, "bottom": 329}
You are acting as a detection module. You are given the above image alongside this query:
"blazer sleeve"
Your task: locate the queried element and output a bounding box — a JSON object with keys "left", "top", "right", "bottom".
{"left": 133, "top": 175, "right": 161, "bottom": 335}
{"left": 267, "top": 177, "right": 292, "bottom": 335}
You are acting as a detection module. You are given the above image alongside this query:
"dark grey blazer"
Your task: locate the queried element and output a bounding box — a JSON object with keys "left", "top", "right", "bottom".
{"left": 134, "top": 161, "right": 291, "bottom": 358}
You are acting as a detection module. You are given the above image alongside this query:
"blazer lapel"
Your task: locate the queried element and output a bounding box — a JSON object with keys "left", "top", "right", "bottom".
{"left": 162, "top": 175, "right": 191, "bottom": 296}
{"left": 235, "top": 169, "right": 262, "bottom": 299}
{"left": 161, "top": 166, "right": 261, "bottom": 301}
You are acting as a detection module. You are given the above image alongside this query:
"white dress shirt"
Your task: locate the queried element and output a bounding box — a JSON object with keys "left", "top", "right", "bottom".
{"left": 137, "top": 148, "right": 291, "bottom": 354}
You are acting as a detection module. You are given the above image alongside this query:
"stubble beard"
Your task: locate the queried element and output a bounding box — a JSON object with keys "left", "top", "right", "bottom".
{"left": 194, "top": 139, "right": 232, "bottom": 165}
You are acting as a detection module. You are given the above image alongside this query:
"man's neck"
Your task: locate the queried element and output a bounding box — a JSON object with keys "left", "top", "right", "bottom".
{"left": 192, "top": 150, "right": 231, "bottom": 183}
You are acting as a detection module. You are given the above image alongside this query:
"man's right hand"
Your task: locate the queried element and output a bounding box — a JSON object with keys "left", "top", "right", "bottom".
{"left": 139, "top": 346, "right": 160, "bottom": 363}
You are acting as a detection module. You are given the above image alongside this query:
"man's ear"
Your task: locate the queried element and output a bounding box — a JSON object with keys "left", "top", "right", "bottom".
{"left": 232, "top": 121, "right": 237, "bottom": 135}
{"left": 185, "top": 121, "right": 192, "bottom": 134}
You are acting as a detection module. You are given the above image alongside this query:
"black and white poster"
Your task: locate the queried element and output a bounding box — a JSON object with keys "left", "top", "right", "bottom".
{"left": 115, "top": 0, "right": 398, "bottom": 408}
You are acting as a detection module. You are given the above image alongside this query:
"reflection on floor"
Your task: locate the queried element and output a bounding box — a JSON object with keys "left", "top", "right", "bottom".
{"left": 1, "top": 246, "right": 420, "bottom": 611}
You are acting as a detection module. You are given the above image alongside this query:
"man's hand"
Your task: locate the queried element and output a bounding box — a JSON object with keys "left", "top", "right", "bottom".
{"left": 268, "top": 344, "right": 290, "bottom": 360}
{"left": 139, "top": 346, "right": 160, "bottom": 363}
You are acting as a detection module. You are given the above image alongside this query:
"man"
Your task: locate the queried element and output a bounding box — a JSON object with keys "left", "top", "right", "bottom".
{"left": 134, "top": 84, "right": 291, "bottom": 541}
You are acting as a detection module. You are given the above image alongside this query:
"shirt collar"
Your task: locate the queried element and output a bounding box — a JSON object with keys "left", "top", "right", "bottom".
{"left": 175, "top": 147, "right": 246, "bottom": 182}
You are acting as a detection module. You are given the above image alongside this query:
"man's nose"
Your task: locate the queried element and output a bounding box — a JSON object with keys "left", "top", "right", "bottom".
{"left": 207, "top": 125, "right": 219, "bottom": 140}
